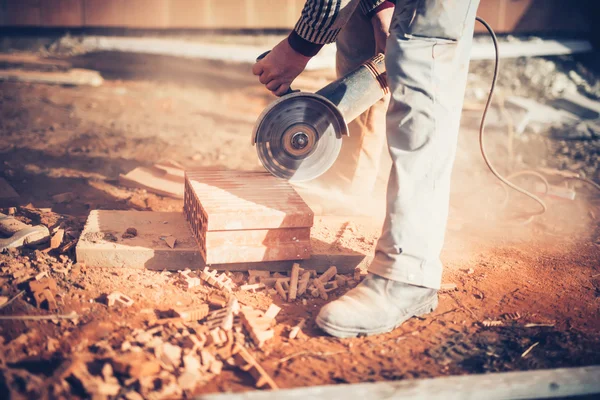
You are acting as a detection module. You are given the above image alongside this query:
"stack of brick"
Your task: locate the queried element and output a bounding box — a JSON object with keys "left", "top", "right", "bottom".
{"left": 184, "top": 170, "right": 313, "bottom": 265}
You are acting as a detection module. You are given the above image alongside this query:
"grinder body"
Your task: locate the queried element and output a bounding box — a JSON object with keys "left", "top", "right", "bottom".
{"left": 253, "top": 54, "right": 388, "bottom": 182}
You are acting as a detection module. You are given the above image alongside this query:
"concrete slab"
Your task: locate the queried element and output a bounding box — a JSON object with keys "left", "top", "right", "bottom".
{"left": 76, "top": 211, "right": 364, "bottom": 273}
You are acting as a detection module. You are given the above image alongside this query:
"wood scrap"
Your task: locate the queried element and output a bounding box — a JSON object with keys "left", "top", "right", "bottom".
{"left": 232, "top": 343, "right": 278, "bottom": 389}
{"left": 288, "top": 263, "right": 300, "bottom": 301}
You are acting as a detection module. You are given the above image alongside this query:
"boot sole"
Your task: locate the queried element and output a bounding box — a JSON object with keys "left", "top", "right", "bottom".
{"left": 316, "top": 294, "right": 439, "bottom": 339}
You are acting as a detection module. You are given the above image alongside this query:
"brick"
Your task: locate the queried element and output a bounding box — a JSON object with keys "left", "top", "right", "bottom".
{"left": 76, "top": 211, "right": 202, "bottom": 270}
{"left": 184, "top": 170, "right": 313, "bottom": 264}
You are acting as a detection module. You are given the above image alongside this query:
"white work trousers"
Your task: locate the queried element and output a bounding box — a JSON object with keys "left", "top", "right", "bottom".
{"left": 369, "top": 0, "right": 480, "bottom": 289}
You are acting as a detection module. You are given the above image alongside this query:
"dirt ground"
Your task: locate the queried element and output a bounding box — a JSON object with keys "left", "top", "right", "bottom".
{"left": 1, "top": 45, "right": 600, "bottom": 399}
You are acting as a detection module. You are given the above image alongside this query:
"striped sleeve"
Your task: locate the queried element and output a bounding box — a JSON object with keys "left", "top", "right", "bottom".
{"left": 359, "top": 0, "right": 388, "bottom": 16}
{"left": 293, "top": 0, "right": 359, "bottom": 45}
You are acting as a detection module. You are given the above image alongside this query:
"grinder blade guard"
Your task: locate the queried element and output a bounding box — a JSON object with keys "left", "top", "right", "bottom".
{"left": 252, "top": 54, "right": 388, "bottom": 182}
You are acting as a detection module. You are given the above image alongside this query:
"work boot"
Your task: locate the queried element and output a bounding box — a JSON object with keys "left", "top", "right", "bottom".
{"left": 316, "top": 273, "right": 438, "bottom": 338}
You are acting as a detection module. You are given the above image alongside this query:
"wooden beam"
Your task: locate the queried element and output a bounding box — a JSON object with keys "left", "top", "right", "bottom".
{"left": 195, "top": 366, "right": 600, "bottom": 400}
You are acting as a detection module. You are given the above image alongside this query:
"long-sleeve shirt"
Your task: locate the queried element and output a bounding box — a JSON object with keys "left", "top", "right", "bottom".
{"left": 288, "top": 0, "right": 395, "bottom": 56}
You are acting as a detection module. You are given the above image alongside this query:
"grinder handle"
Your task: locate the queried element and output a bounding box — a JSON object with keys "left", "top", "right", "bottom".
{"left": 256, "top": 51, "right": 299, "bottom": 97}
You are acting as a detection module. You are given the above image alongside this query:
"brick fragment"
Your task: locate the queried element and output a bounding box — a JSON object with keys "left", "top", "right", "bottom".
{"left": 208, "top": 293, "right": 228, "bottom": 308}
{"left": 240, "top": 283, "right": 265, "bottom": 292}
{"left": 288, "top": 263, "right": 300, "bottom": 301}
{"left": 200, "top": 267, "right": 235, "bottom": 292}
{"left": 275, "top": 280, "right": 287, "bottom": 301}
{"left": 240, "top": 308, "right": 275, "bottom": 348}
{"left": 313, "top": 279, "right": 328, "bottom": 300}
{"left": 264, "top": 304, "right": 281, "bottom": 320}
{"left": 289, "top": 319, "right": 306, "bottom": 340}
{"left": 231, "top": 343, "right": 278, "bottom": 389}
{"left": 173, "top": 304, "right": 209, "bottom": 322}
{"left": 297, "top": 271, "right": 311, "bottom": 296}
{"left": 107, "top": 292, "right": 134, "bottom": 307}
{"left": 319, "top": 266, "right": 337, "bottom": 283}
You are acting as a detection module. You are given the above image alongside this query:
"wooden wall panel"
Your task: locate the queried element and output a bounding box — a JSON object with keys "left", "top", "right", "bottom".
{"left": 84, "top": 0, "right": 170, "bottom": 28}
{"left": 3, "top": 0, "right": 41, "bottom": 26}
{"left": 40, "top": 0, "right": 84, "bottom": 27}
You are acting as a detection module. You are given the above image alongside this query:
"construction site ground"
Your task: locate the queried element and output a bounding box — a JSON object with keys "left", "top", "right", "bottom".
{"left": 1, "top": 47, "right": 600, "bottom": 398}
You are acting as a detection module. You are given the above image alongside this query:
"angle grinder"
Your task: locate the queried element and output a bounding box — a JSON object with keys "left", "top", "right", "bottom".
{"left": 252, "top": 53, "right": 389, "bottom": 182}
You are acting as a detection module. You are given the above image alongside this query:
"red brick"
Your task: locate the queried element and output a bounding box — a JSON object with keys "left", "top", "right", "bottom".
{"left": 184, "top": 170, "right": 313, "bottom": 264}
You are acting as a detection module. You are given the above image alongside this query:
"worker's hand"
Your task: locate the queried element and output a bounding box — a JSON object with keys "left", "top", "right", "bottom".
{"left": 371, "top": 6, "right": 394, "bottom": 55}
{"left": 252, "top": 39, "right": 311, "bottom": 97}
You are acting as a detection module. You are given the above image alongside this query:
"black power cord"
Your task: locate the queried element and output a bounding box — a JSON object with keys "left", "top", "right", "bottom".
{"left": 475, "top": 17, "right": 548, "bottom": 217}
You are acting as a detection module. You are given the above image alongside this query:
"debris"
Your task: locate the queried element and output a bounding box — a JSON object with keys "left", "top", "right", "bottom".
{"left": 0, "top": 290, "right": 24, "bottom": 310}
{"left": 482, "top": 320, "right": 503, "bottom": 327}
{"left": 107, "top": 292, "right": 134, "bottom": 307}
{"left": 112, "top": 353, "right": 161, "bottom": 378}
{"left": 297, "top": 271, "right": 311, "bottom": 296}
{"left": 463, "top": 268, "right": 475, "bottom": 275}
{"left": 163, "top": 235, "right": 177, "bottom": 249}
{"left": 0, "top": 310, "right": 79, "bottom": 321}
{"left": 335, "top": 275, "right": 348, "bottom": 287}
{"left": 521, "top": 342, "right": 540, "bottom": 358}
{"left": 324, "top": 281, "right": 338, "bottom": 292}
{"left": 240, "top": 308, "right": 275, "bottom": 349}
{"left": 439, "top": 283, "right": 458, "bottom": 292}
{"left": 156, "top": 342, "right": 182, "bottom": 370}
{"left": 180, "top": 269, "right": 201, "bottom": 289}
{"left": 248, "top": 270, "right": 271, "bottom": 284}
{"left": 502, "top": 312, "right": 522, "bottom": 320}
{"left": 49, "top": 229, "right": 65, "bottom": 250}
{"left": 275, "top": 280, "right": 287, "bottom": 301}
{"left": 29, "top": 277, "right": 58, "bottom": 310}
{"left": 200, "top": 267, "right": 235, "bottom": 292}
{"left": 264, "top": 304, "right": 281, "bottom": 320}
{"left": 173, "top": 304, "right": 210, "bottom": 322}
{"left": 289, "top": 319, "right": 306, "bottom": 340}
{"left": 313, "top": 278, "right": 328, "bottom": 300}
{"left": 232, "top": 343, "right": 278, "bottom": 389}
{"left": 525, "top": 323, "right": 555, "bottom": 328}
{"left": 52, "top": 192, "right": 75, "bottom": 203}
{"left": 319, "top": 266, "right": 337, "bottom": 283}
{"left": 288, "top": 263, "right": 300, "bottom": 301}
{"left": 122, "top": 227, "right": 138, "bottom": 239}
{"left": 205, "top": 298, "right": 239, "bottom": 331}
{"left": 208, "top": 293, "right": 228, "bottom": 308}
{"left": 240, "top": 283, "right": 265, "bottom": 292}
{"left": 354, "top": 267, "right": 361, "bottom": 281}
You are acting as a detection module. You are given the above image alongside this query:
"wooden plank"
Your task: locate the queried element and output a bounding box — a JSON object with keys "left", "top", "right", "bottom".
{"left": 198, "top": 365, "right": 600, "bottom": 400}
{"left": 40, "top": 0, "right": 84, "bottom": 27}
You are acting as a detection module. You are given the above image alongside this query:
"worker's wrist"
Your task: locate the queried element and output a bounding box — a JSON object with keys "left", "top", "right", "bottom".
{"left": 367, "top": 0, "right": 394, "bottom": 19}
{"left": 287, "top": 31, "right": 324, "bottom": 58}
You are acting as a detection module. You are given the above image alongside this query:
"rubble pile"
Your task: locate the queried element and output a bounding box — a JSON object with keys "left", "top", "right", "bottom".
{"left": 0, "top": 223, "right": 365, "bottom": 398}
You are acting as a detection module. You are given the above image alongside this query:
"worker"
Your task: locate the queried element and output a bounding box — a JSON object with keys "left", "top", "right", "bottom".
{"left": 253, "top": 0, "right": 480, "bottom": 337}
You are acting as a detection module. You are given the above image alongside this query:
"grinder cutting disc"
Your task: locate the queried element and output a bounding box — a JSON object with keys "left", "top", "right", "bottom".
{"left": 253, "top": 92, "right": 347, "bottom": 182}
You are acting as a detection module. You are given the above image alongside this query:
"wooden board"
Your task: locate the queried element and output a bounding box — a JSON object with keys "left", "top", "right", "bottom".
{"left": 198, "top": 365, "right": 600, "bottom": 400}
